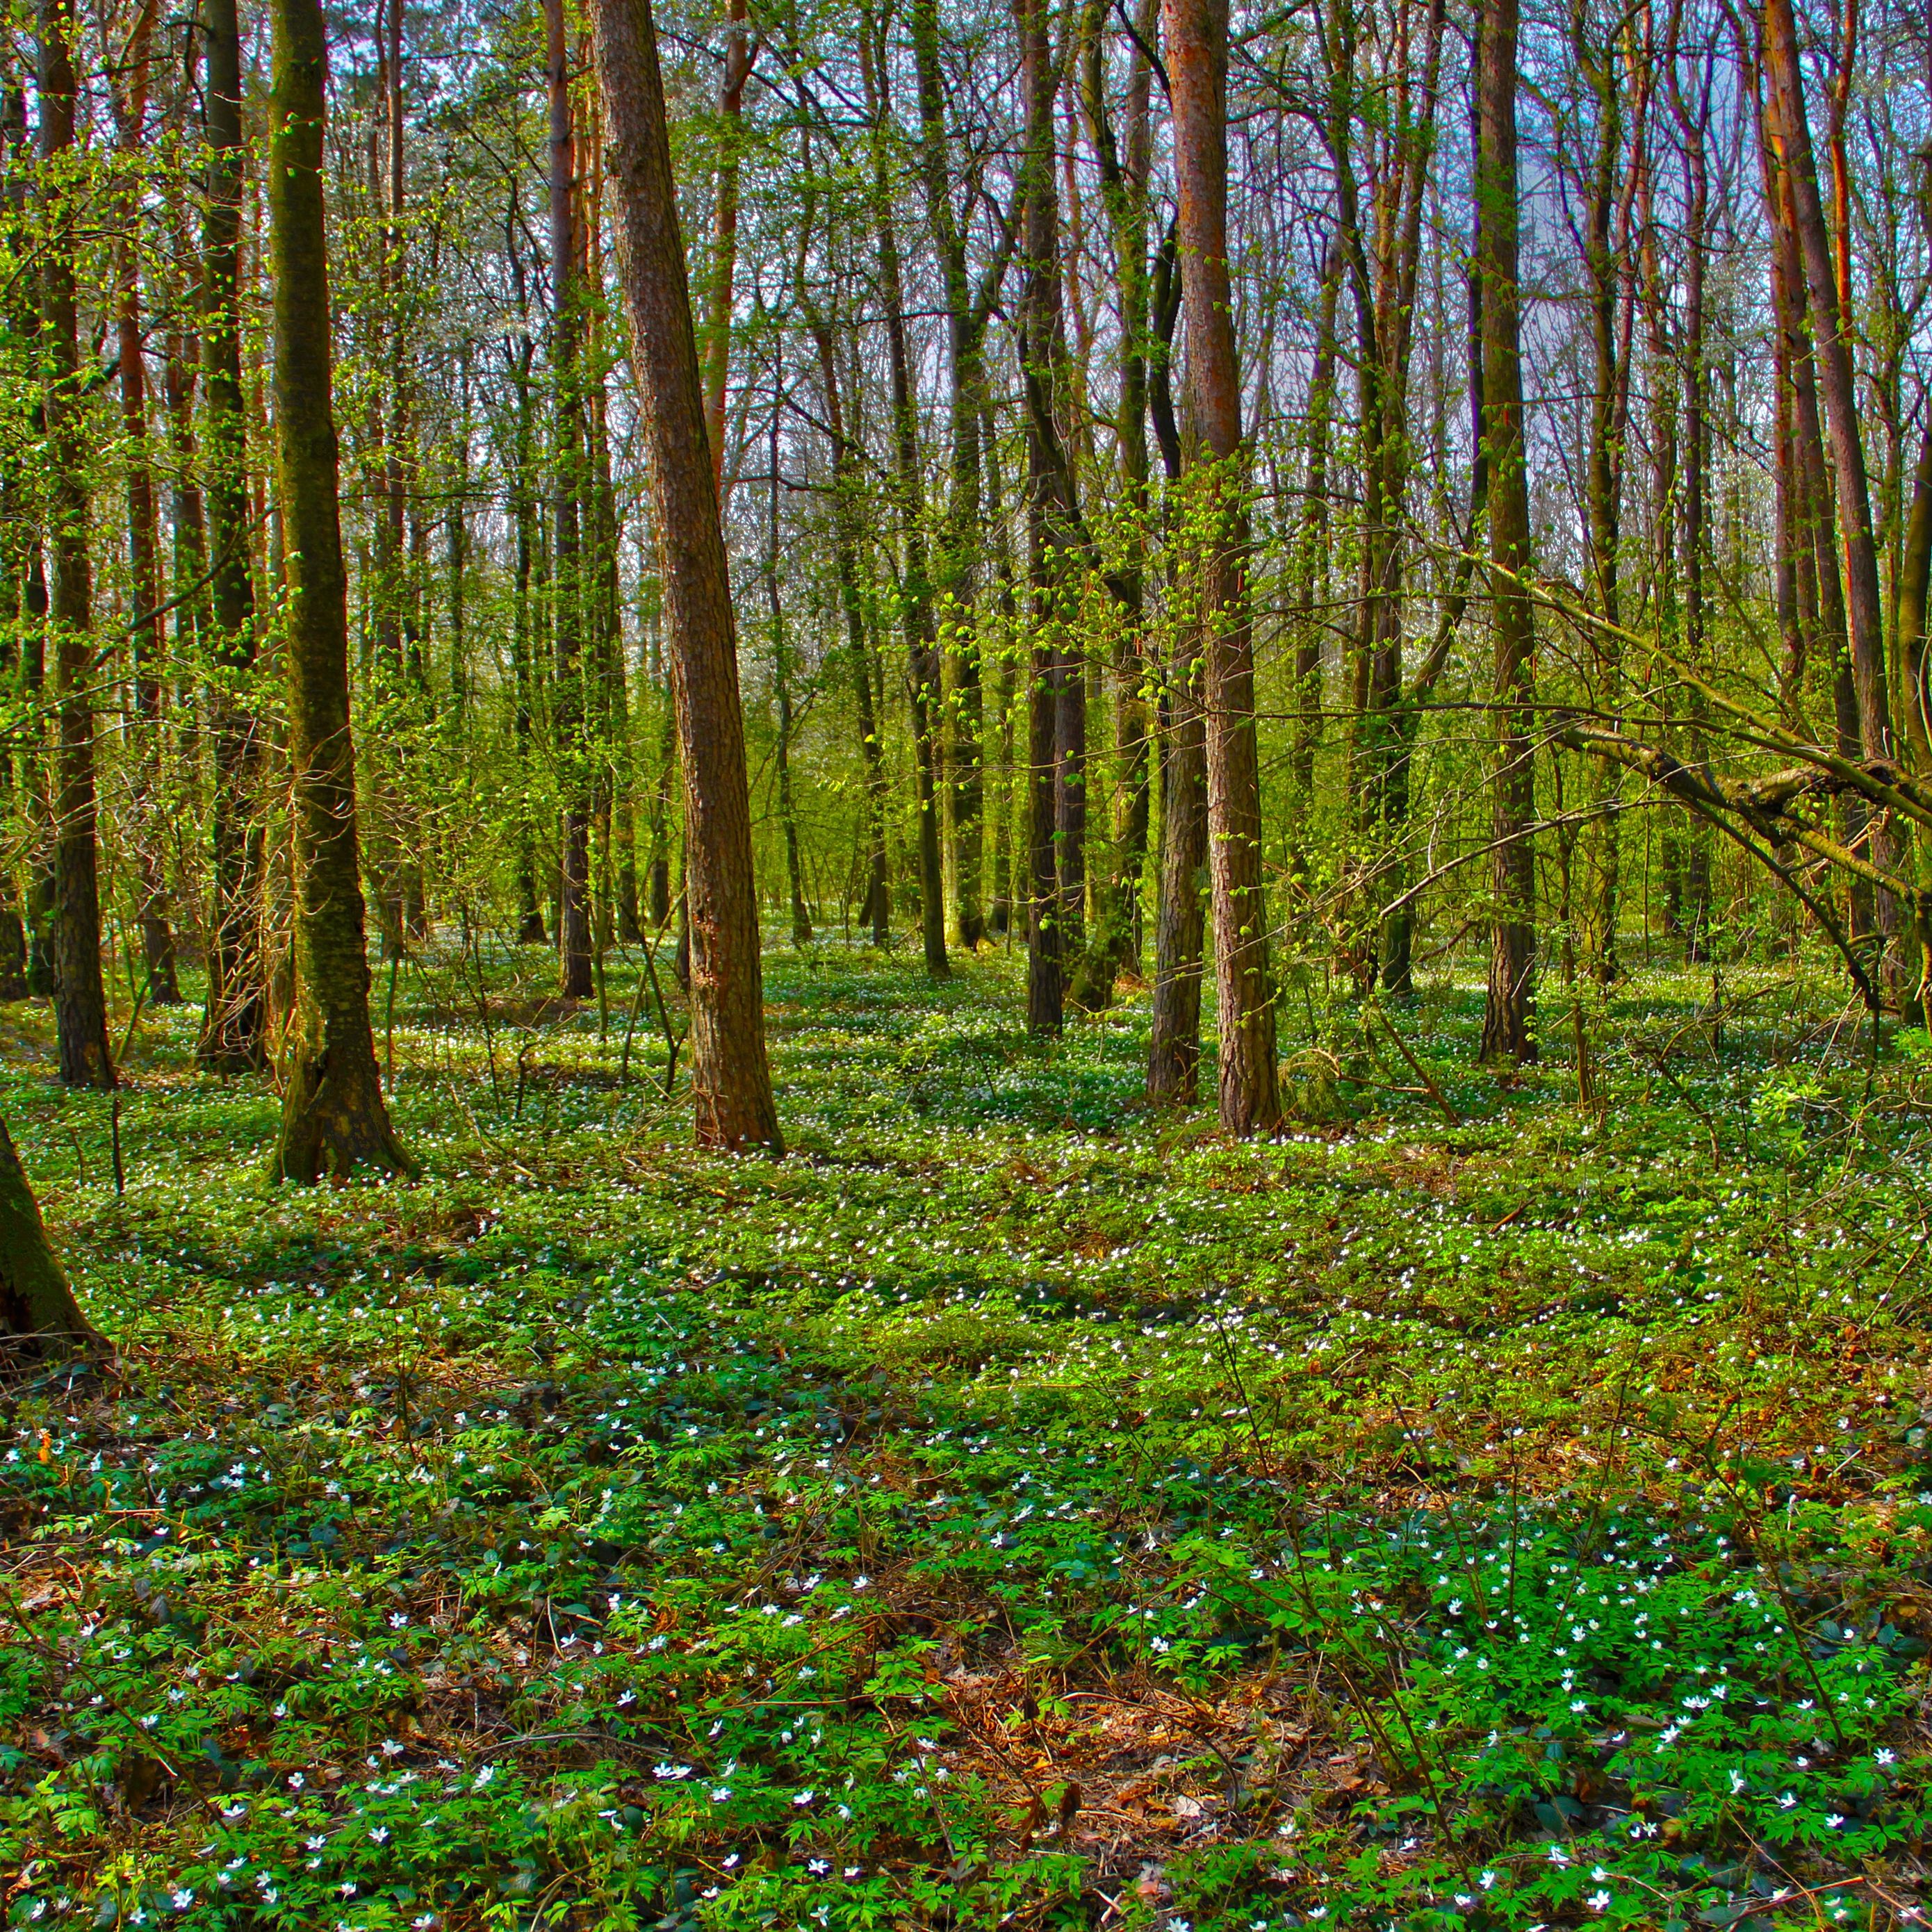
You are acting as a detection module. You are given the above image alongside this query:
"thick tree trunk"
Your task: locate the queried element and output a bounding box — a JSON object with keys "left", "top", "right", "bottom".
{"left": 591, "top": 0, "right": 783, "bottom": 1154}
{"left": 199, "top": 0, "right": 269, "bottom": 1073}
{"left": 0, "top": 1120, "right": 99, "bottom": 1354}
{"left": 1165, "top": 0, "right": 1280, "bottom": 1132}
{"left": 1475, "top": 0, "right": 1537, "bottom": 1063}
{"left": 267, "top": 0, "right": 414, "bottom": 1181}
{"left": 41, "top": 0, "right": 113, "bottom": 1092}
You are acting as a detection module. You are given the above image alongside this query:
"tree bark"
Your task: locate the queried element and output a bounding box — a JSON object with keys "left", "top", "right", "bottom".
{"left": 910, "top": 0, "right": 992, "bottom": 949}
{"left": 110, "top": 2, "right": 180, "bottom": 1006}
{"left": 1165, "top": 0, "right": 1280, "bottom": 1131}
{"left": 0, "top": 1118, "right": 99, "bottom": 1354}
{"left": 40, "top": 0, "right": 113, "bottom": 1092}
{"left": 1019, "top": 0, "right": 1075, "bottom": 1034}
{"left": 546, "top": 0, "right": 593, "bottom": 999}
{"left": 199, "top": 0, "right": 269, "bottom": 1072}
{"left": 1475, "top": 0, "right": 1537, "bottom": 1064}
{"left": 1762, "top": 0, "right": 1888, "bottom": 764}
{"left": 766, "top": 406, "right": 812, "bottom": 947}
{"left": 702, "top": 0, "right": 751, "bottom": 490}
{"left": 804, "top": 285, "right": 888, "bottom": 944}
{"left": 267, "top": 0, "right": 414, "bottom": 1180}
{"left": 862, "top": 26, "right": 948, "bottom": 979}
{"left": 591, "top": 0, "right": 783, "bottom": 1154}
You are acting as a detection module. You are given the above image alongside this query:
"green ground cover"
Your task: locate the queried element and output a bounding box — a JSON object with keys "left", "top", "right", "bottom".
{"left": 2, "top": 944, "right": 1929, "bottom": 1931}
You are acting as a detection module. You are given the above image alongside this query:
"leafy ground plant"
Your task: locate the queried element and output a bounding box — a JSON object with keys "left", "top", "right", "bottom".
{"left": 1, "top": 944, "right": 1929, "bottom": 1930}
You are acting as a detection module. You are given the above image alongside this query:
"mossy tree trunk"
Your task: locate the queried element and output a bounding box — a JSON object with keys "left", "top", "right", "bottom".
{"left": 0, "top": 1118, "right": 99, "bottom": 1354}
{"left": 267, "top": 0, "right": 414, "bottom": 1182}
{"left": 41, "top": 0, "right": 113, "bottom": 1092}
{"left": 199, "top": 0, "right": 269, "bottom": 1074}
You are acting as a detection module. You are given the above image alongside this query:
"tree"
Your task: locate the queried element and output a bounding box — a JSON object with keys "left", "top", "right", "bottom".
{"left": 268, "top": 0, "right": 415, "bottom": 1181}
{"left": 1165, "top": 0, "right": 1280, "bottom": 1133}
{"left": 40, "top": 0, "right": 113, "bottom": 1092}
{"left": 109, "top": 0, "right": 179, "bottom": 1007}
{"left": 199, "top": 0, "right": 269, "bottom": 1074}
{"left": 1474, "top": 0, "right": 1537, "bottom": 1065}
{"left": 0, "top": 1118, "right": 98, "bottom": 1354}
{"left": 591, "top": 0, "right": 783, "bottom": 1154}
{"left": 545, "top": 0, "right": 594, "bottom": 1002}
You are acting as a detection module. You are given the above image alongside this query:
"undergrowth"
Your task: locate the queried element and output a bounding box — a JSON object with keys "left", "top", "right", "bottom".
{"left": 2, "top": 940, "right": 1930, "bottom": 1931}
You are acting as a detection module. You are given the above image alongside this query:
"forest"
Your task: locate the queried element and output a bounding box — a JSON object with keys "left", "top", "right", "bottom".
{"left": 0, "top": 0, "right": 1931, "bottom": 1923}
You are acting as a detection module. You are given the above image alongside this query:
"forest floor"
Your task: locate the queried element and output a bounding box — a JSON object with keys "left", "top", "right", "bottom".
{"left": 3, "top": 938, "right": 1931, "bottom": 1932}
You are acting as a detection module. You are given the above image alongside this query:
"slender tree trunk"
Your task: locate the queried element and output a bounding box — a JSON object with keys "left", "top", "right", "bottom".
{"left": 1289, "top": 245, "right": 1341, "bottom": 819}
{"left": 766, "top": 407, "right": 811, "bottom": 947}
{"left": 1147, "top": 619, "right": 1207, "bottom": 1099}
{"left": 199, "top": 0, "right": 269, "bottom": 1072}
{"left": 1019, "top": 0, "right": 1070, "bottom": 1034}
{"left": 806, "top": 298, "right": 888, "bottom": 944}
{"left": 1762, "top": 0, "right": 1888, "bottom": 763}
{"left": 591, "top": 0, "right": 783, "bottom": 1154}
{"left": 1896, "top": 425, "right": 1932, "bottom": 1010}
{"left": 703, "top": 0, "right": 751, "bottom": 489}
{"left": 862, "top": 31, "right": 948, "bottom": 978}
{"left": 1026, "top": 507, "right": 1063, "bottom": 1035}
{"left": 1475, "top": 0, "right": 1537, "bottom": 1064}
{"left": 268, "top": 0, "right": 414, "bottom": 1180}
{"left": 40, "top": 0, "right": 112, "bottom": 1092}
{"left": 110, "top": 5, "right": 179, "bottom": 1006}
{"left": 509, "top": 334, "right": 548, "bottom": 945}
{"left": 1144, "top": 207, "right": 1202, "bottom": 1095}
{"left": 0, "top": 88, "right": 31, "bottom": 1005}
{"left": 910, "top": 0, "right": 990, "bottom": 951}
{"left": 1166, "top": 0, "right": 1279, "bottom": 1131}
{"left": 546, "top": 0, "right": 593, "bottom": 999}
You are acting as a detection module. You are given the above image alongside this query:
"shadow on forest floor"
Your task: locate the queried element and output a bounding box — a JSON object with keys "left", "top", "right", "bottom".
{"left": 1, "top": 940, "right": 1927, "bottom": 1930}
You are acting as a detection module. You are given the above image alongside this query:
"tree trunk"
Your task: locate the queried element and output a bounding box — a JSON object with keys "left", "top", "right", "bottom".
{"left": 1145, "top": 226, "right": 1203, "bottom": 1097}
{"left": 1026, "top": 551, "right": 1063, "bottom": 1035}
{"left": 199, "top": 0, "right": 269, "bottom": 1072}
{"left": 1165, "top": 0, "right": 1280, "bottom": 1131}
{"left": 1762, "top": 0, "right": 1888, "bottom": 764}
{"left": 910, "top": 0, "right": 990, "bottom": 951}
{"left": 546, "top": 0, "right": 593, "bottom": 1000}
{"left": 591, "top": 0, "right": 783, "bottom": 1154}
{"left": 862, "top": 31, "right": 948, "bottom": 979}
{"left": 509, "top": 333, "right": 548, "bottom": 946}
{"left": 267, "top": 0, "right": 414, "bottom": 1181}
{"left": 1475, "top": 0, "right": 1537, "bottom": 1064}
{"left": 702, "top": 0, "right": 751, "bottom": 489}
{"left": 805, "top": 292, "right": 888, "bottom": 944}
{"left": 1018, "top": 0, "right": 1091, "bottom": 1033}
{"left": 40, "top": 0, "right": 113, "bottom": 1092}
{"left": 110, "top": 3, "right": 179, "bottom": 1007}
{"left": 766, "top": 408, "right": 812, "bottom": 947}
{"left": 0, "top": 1119, "right": 99, "bottom": 1354}
{"left": 1147, "top": 627, "right": 1207, "bottom": 1100}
